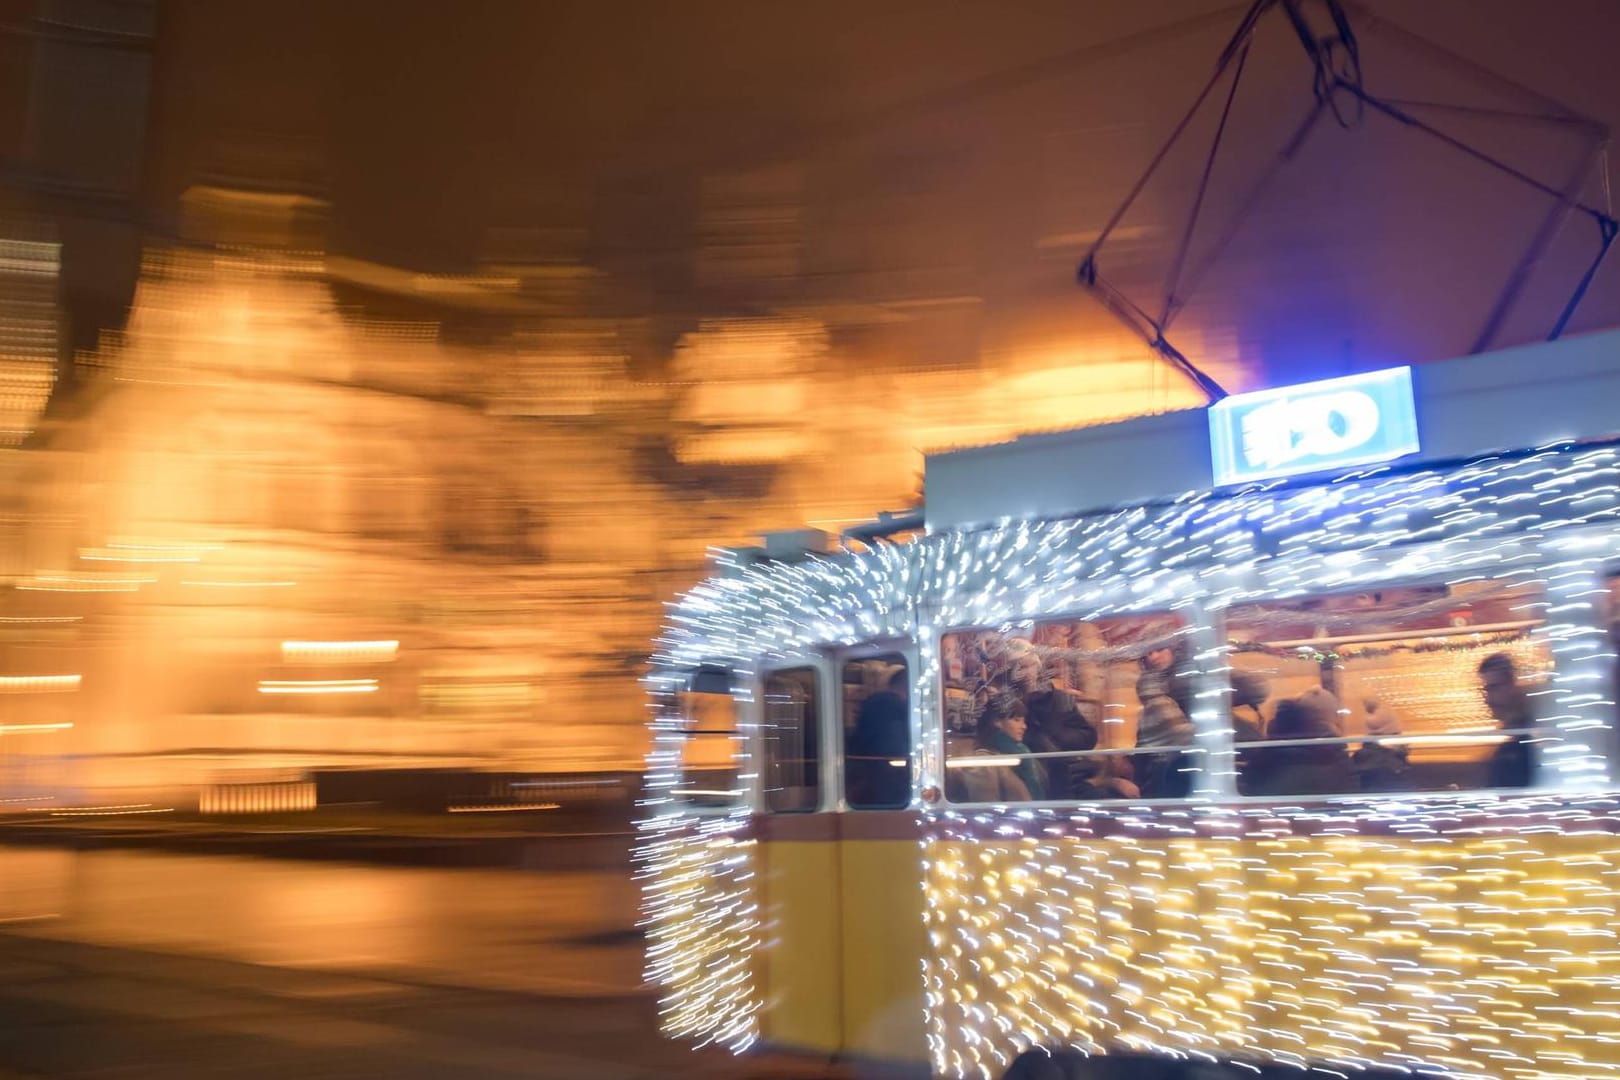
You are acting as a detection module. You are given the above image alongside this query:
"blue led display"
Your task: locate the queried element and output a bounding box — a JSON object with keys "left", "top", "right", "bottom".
{"left": 1208, "top": 366, "right": 1421, "bottom": 486}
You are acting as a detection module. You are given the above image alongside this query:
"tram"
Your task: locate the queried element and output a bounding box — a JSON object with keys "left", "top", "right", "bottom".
{"left": 638, "top": 328, "right": 1620, "bottom": 1080}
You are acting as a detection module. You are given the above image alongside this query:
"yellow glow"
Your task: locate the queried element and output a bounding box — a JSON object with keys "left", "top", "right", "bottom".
{"left": 0, "top": 675, "right": 81, "bottom": 693}
{"left": 199, "top": 782, "right": 316, "bottom": 815}
{"left": 257, "top": 679, "right": 379, "bottom": 695}
{"left": 78, "top": 546, "right": 201, "bottom": 563}
{"left": 0, "top": 722, "right": 73, "bottom": 733}
{"left": 47, "top": 805, "right": 175, "bottom": 818}
{"left": 279, "top": 640, "right": 399, "bottom": 664}
{"left": 16, "top": 572, "right": 154, "bottom": 592}
{"left": 923, "top": 825, "right": 1620, "bottom": 1078}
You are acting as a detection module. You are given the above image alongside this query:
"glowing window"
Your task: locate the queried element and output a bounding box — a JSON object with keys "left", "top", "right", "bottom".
{"left": 1224, "top": 580, "right": 1551, "bottom": 797}
{"left": 842, "top": 654, "right": 910, "bottom": 810}
{"left": 675, "top": 666, "right": 743, "bottom": 809}
{"left": 761, "top": 667, "right": 820, "bottom": 813}
{"left": 940, "top": 613, "right": 1195, "bottom": 804}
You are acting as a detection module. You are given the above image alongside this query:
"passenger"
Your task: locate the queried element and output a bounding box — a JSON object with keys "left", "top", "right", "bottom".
{"left": 1140, "top": 642, "right": 1196, "bottom": 714}
{"left": 1134, "top": 663, "right": 1196, "bottom": 799}
{"left": 1352, "top": 697, "right": 1411, "bottom": 792}
{"left": 1230, "top": 670, "right": 1269, "bottom": 742}
{"left": 845, "top": 685, "right": 910, "bottom": 808}
{"left": 1246, "top": 688, "right": 1353, "bottom": 797}
{"left": 952, "top": 693, "right": 1042, "bottom": 803}
{"left": 1007, "top": 639, "right": 1103, "bottom": 798}
{"left": 1479, "top": 651, "right": 1535, "bottom": 789}
{"left": 1229, "top": 670, "right": 1269, "bottom": 795}
{"left": 1300, "top": 684, "right": 1346, "bottom": 736}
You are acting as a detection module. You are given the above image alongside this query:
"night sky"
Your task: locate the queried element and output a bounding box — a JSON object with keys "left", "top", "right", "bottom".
{"left": 136, "top": 0, "right": 1620, "bottom": 385}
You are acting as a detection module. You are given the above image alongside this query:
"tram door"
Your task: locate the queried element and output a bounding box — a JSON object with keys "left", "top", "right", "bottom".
{"left": 755, "top": 644, "right": 926, "bottom": 1064}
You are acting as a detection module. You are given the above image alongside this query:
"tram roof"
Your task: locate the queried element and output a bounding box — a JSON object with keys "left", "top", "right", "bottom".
{"left": 924, "top": 328, "right": 1620, "bottom": 533}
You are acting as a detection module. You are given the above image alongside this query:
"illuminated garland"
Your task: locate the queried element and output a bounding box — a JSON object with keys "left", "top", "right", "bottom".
{"left": 1230, "top": 627, "right": 1529, "bottom": 664}
{"left": 638, "top": 440, "right": 1620, "bottom": 1075}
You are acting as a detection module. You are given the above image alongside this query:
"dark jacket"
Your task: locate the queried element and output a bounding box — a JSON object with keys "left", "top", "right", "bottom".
{"left": 1487, "top": 733, "right": 1534, "bottom": 789}
{"left": 1246, "top": 692, "right": 1352, "bottom": 797}
{"left": 845, "top": 691, "right": 910, "bottom": 808}
{"left": 1246, "top": 743, "right": 1354, "bottom": 797}
{"left": 1352, "top": 742, "right": 1411, "bottom": 792}
{"left": 1023, "top": 687, "right": 1100, "bottom": 798}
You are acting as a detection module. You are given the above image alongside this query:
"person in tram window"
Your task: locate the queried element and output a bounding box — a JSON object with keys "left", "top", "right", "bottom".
{"left": 1230, "top": 670, "right": 1269, "bottom": 742}
{"left": 1246, "top": 687, "right": 1353, "bottom": 797}
{"left": 1479, "top": 651, "right": 1535, "bottom": 789}
{"left": 1304, "top": 684, "right": 1345, "bottom": 735}
{"left": 1134, "top": 661, "right": 1197, "bottom": 799}
{"left": 1229, "top": 670, "right": 1269, "bottom": 794}
{"left": 1007, "top": 639, "right": 1102, "bottom": 796}
{"left": 1352, "top": 697, "right": 1411, "bottom": 793}
{"left": 950, "top": 692, "right": 1042, "bottom": 803}
{"left": 845, "top": 675, "right": 910, "bottom": 808}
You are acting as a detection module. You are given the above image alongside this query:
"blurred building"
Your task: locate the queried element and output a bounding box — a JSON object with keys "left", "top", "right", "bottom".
{"left": 0, "top": 0, "right": 1615, "bottom": 804}
{"left": 0, "top": 159, "right": 1216, "bottom": 803}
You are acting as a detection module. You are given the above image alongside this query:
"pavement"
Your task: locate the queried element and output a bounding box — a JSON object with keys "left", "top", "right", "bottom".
{"left": 0, "top": 825, "right": 927, "bottom": 1079}
{"left": 0, "top": 841, "right": 882, "bottom": 1079}
{"left": 0, "top": 843, "right": 645, "bottom": 999}
{"left": 0, "top": 932, "right": 844, "bottom": 1080}
{"left": 0, "top": 806, "right": 638, "bottom": 870}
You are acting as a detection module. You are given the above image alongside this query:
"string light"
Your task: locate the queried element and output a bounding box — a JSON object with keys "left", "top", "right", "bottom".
{"left": 0, "top": 675, "right": 81, "bottom": 693}
{"left": 638, "top": 439, "right": 1620, "bottom": 1076}
{"left": 256, "top": 678, "right": 379, "bottom": 694}
{"left": 279, "top": 640, "right": 399, "bottom": 664}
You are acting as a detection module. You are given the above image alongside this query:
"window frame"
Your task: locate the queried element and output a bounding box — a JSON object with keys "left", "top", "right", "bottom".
{"left": 835, "top": 639, "right": 917, "bottom": 812}
{"left": 935, "top": 603, "right": 1222, "bottom": 808}
{"left": 757, "top": 660, "right": 829, "bottom": 814}
{"left": 668, "top": 663, "right": 749, "bottom": 814}
{"left": 930, "top": 529, "right": 1607, "bottom": 807}
{"left": 1215, "top": 556, "right": 1573, "bottom": 801}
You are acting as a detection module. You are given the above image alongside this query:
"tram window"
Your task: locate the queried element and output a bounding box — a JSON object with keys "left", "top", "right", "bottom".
{"left": 762, "top": 667, "right": 820, "bottom": 813}
{"left": 675, "top": 667, "right": 743, "bottom": 808}
{"left": 939, "top": 613, "right": 1195, "bottom": 804}
{"left": 1224, "top": 580, "right": 1551, "bottom": 798}
{"left": 842, "top": 654, "right": 911, "bottom": 809}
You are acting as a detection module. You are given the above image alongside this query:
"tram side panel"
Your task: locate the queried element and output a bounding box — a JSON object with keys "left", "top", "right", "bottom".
{"left": 921, "top": 804, "right": 1620, "bottom": 1079}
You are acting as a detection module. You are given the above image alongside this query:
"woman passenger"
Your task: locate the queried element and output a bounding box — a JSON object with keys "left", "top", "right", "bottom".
{"left": 1246, "top": 687, "right": 1353, "bottom": 797}
{"left": 1134, "top": 661, "right": 1196, "bottom": 799}
{"left": 954, "top": 693, "right": 1045, "bottom": 803}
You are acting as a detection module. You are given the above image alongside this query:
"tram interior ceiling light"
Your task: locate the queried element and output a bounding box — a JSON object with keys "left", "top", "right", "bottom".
{"left": 639, "top": 440, "right": 1620, "bottom": 1076}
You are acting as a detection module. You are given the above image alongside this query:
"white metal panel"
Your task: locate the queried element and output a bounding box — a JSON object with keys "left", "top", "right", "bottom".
{"left": 925, "top": 328, "right": 1620, "bottom": 531}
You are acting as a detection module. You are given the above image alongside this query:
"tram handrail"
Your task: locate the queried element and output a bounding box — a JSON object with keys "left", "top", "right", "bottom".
{"left": 943, "top": 728, "right": 1531, "bottom": 765}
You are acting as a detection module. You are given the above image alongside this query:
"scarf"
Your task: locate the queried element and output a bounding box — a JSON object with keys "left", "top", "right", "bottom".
{"left": 989, "top": 729, "right": 1046, "bottom": 800}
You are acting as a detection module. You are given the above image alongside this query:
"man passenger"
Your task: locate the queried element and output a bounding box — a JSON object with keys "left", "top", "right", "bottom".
{"left": 1006, "top": 639, "right": 1124, "bottom": 799}
{"left": 1479, "top": 651, "right": 1535, "bottom": 789}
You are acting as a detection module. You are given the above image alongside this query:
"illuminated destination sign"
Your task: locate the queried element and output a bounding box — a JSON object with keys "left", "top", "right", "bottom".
{"left": 1208, "top": 366, "right": 1420, "bottom": 485}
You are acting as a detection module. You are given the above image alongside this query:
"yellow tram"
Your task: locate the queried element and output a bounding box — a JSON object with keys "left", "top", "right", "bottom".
{"left": 639, "top": 329, "right": 1620, "bottom": 1080}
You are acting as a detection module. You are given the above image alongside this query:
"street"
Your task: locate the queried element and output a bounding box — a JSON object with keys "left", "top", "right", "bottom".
{"left": 0, "top": 843, "right": 641, "bottom": 998}
{"left": 0, "top": 844, "right": 835, "bottom": 1080}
